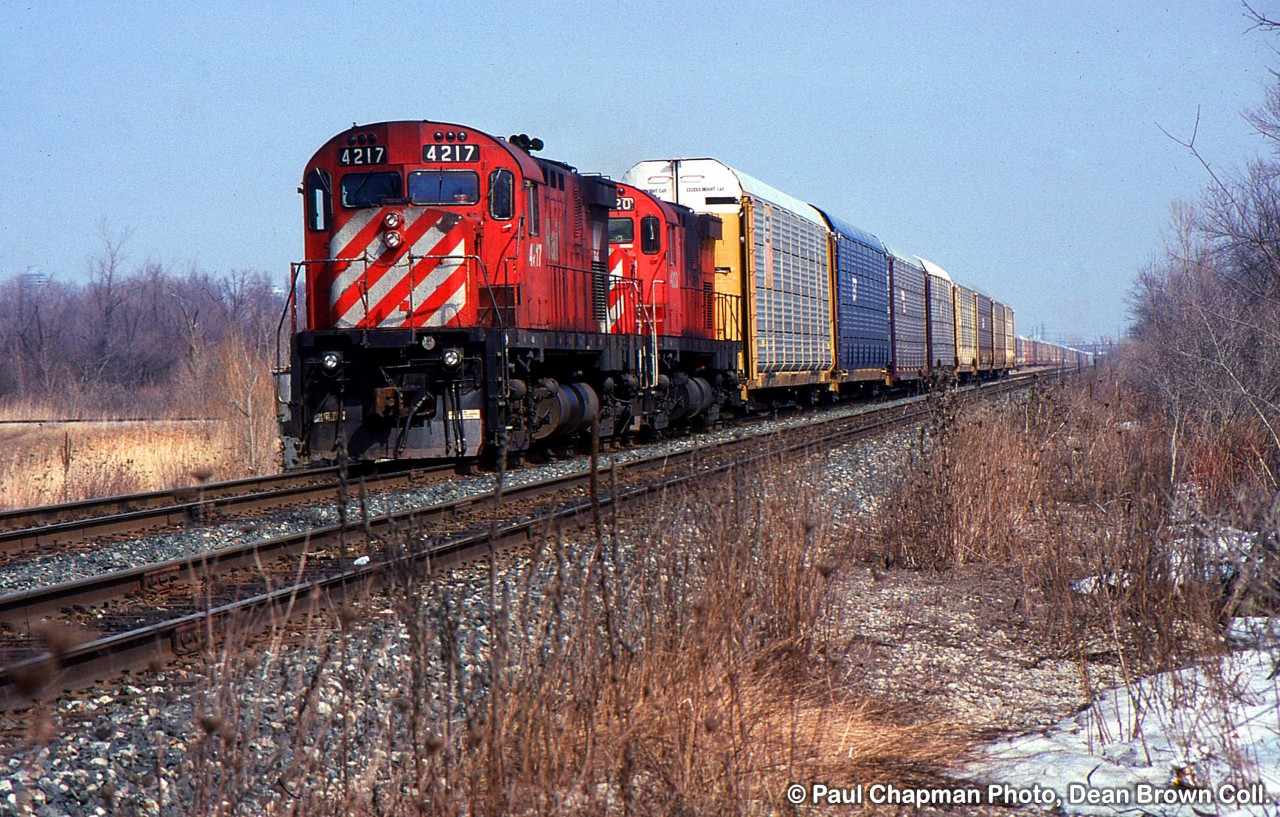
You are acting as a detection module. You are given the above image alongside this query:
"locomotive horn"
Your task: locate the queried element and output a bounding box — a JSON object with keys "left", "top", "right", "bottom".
{"left": 507, "top": 134, "right": 544, "bottom": 153}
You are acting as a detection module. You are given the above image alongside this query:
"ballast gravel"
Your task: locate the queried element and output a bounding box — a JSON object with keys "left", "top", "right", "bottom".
{"left": 0, "top": 389, "right": 1068, "bottom": 816}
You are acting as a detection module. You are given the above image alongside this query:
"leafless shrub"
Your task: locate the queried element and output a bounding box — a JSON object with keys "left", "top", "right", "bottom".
{"left": 0, "top": 229, "right": 282, "bottom": 419}
{"left": 873, "top": 369, "right": 1239, "bottom": 676}
{"left": 862, "top": 364, "right": 1279, "bottom": 786}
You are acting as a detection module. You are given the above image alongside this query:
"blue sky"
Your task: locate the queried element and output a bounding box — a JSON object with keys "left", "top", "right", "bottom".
{"left": 1, "top": 1, "right": 1275, "bottom": 342}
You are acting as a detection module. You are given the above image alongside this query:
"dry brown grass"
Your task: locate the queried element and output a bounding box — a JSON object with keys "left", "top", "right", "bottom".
{"left": 0, "top": 422, "right": 224, "bottom": 509}
{"left": 0, "top": 336, "right": 279, "bottom": 510}
{"left": 164, "top": 452, "right": 971, "bottom": 815}
{"left": 872, "top": 367, "right": 1252, "bottom": 677}
{"left": 0, "top": 419, "right": 282, "bottom": 510}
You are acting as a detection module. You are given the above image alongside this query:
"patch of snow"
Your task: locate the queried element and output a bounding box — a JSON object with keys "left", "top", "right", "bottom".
{"left": 1071, "top": 572, "right": 1132, "bottom": 595}
{"left": 964, "top": 619, "right": 1280, "bottom": 816}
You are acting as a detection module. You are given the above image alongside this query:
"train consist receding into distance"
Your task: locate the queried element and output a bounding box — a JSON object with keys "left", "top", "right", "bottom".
{"left": 276, "top": 120, "right": 1091, "bottom": 467}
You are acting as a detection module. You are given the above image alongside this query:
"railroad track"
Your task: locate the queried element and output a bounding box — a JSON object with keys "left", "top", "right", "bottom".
{"left": 0, "top": 461, "right": 459, "bottom": 557}
{"left": 0, "top": 374, "right": 1044, "bottom": 710}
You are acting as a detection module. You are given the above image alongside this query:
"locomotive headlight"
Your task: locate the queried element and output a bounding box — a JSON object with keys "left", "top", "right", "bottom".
{"left": 320, "top": 351, "right": 342, "bottom": 372}
{"left": 383, "top": 212, "right": 402, "bottom": 230}
{"left": 441, "top": 348, "right": 463, "bottom": 369}
{"left": 420, "top": 335, "right": 437, "bottom": 350}
{"left": 383, "top": 230, "right": 404, "bottom": 250}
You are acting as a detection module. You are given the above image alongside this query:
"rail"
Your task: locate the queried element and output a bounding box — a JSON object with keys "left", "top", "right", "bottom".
{"left": 0, "top": 462, "right": 452, "bottom": 556}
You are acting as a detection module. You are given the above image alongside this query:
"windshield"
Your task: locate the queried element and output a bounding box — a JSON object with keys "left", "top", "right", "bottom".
{"left": 608, "top": 217, "right": 634, "bottom": 244}
{"left": 409, "top": 171, "right": 479, "bottom": 205}
{"left": 340, "top": 171, "right": 402, "bottom": 208}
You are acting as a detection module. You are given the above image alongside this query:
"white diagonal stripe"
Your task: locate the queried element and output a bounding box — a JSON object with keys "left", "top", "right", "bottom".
{"left": 327, "top": 209, "right": 382, "bottom": 304}
{"left": 418, "top": 279, "right": 467, "bottom": 328}
{"left": 404, "top": 236, "right": 466, "bottom": 321}
{"left": 334, "top": 214, "right": 453, "bottom": 328}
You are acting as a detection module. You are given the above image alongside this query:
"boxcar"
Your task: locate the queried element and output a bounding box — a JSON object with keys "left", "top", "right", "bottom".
{"left": 884, "top": 245, "right": 928, "bottom": 383}
{"left": 817, "top": 212, "right": 891, "bottom": 385}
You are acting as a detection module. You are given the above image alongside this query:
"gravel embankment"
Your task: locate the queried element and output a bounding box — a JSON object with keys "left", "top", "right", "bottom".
{"left": 22, "top": 382, "right": 1100, "bottom": 815}
{"left": 0, "top": 416, "right": 929, "bottom": 816}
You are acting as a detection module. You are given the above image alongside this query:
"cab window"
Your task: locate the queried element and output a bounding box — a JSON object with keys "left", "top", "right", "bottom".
{"left": 640, "top": 215, "right": 661, "bottom": 254}
{"left": 409, "top": 170, "right": 479, "bottom": 205}
{"left": 608, "top": 217, "right": 634, "bottom": 244}
{"left": 305, "top": 169, "right": 332, "bottom": 231}
{"left": 527, "top": 183, "right": 540, "bottom": 236}
{"left": 340, "top": 171, "right": 402, "bottom": 208}
{"left": 489, "top": 169, "right": 514, "bottom": 220}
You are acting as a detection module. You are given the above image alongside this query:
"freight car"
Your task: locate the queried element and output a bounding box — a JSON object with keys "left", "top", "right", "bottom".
{"left": 884, "top": 245, "right": 928, "bottom": 383}
{"left": 622, "top": 158, "right": 837, "bottom": 398}
{"left": 278, "top": 120, "right": 1053, "bottom": 467}
{"left": 819, "top": 214, "right": 891, "bottom": 385}
{"left": 920, "top": 258, "right": 956, "bottom": 375}
{"left": 1015, "top": 336, "right": 1093, "bottom": 370}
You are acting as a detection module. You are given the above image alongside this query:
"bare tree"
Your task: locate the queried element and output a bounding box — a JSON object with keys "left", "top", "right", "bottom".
{"left": 1132, "top": 59, "right": 1280, "bottom": 507}
{"left": 0, "top": 223, "right": 283, "bottom": 420}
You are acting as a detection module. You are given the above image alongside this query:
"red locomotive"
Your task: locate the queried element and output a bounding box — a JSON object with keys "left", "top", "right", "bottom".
{"left": 278, "top": 121, "right": 739, "bottom": 466}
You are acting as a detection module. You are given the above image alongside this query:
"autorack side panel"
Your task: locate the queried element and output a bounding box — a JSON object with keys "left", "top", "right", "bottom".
{"left": 751, "top": 196, "right": 831, "bottom": 379}
{"left": 742, "top": 173, "right": 832, "bottom": 382}
{"left": 992, "top": 301, "right": 1007, "bottom": 370}
{"left": 953, "top": 282, "right": 978, "bottom": 374}
{"left": 883, "top": 246, "right": 927, "bottom": 382}
{"left": 818, "top": 211, "right": 890, "bottom": 382}
{"left": 1003, "top": 306, "right": 1015, "bottom": 370}
{"left": 975, "top": 291, "right": 993, "bottom": 371}
{"left": 918, "top": 257, "right": 956, "bottom": 376}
